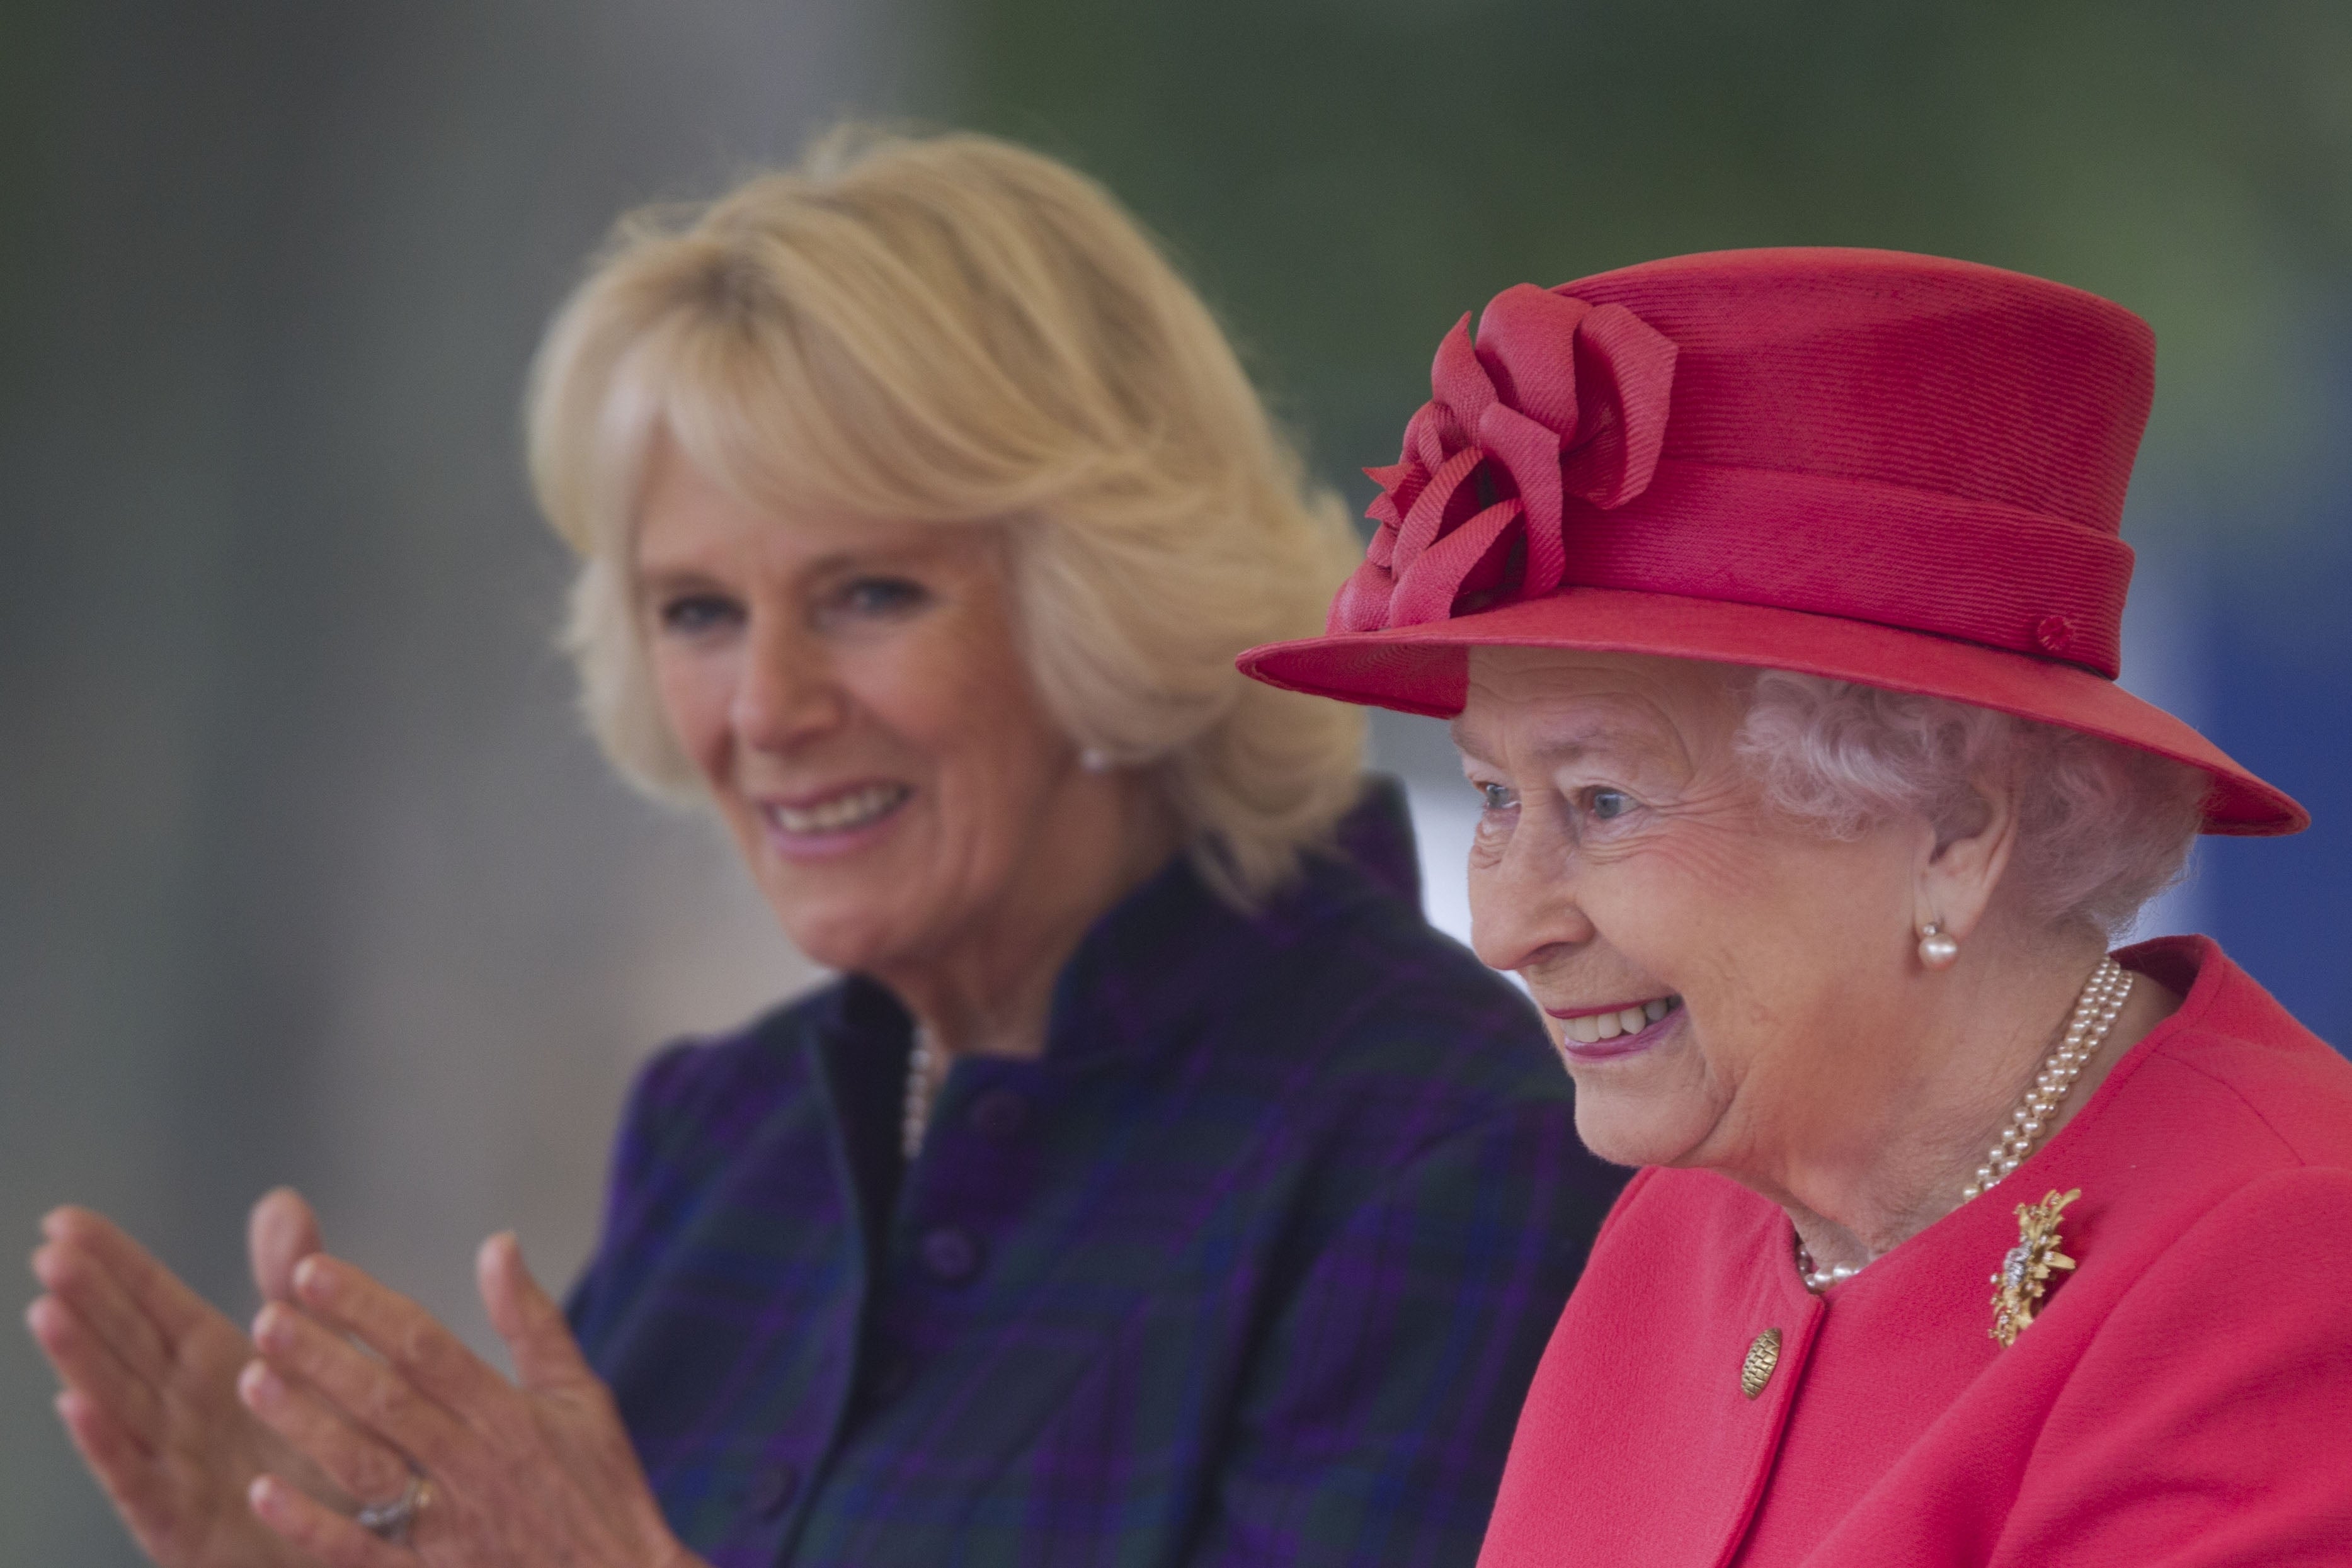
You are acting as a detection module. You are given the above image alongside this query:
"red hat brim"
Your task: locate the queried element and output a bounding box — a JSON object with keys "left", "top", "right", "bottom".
{"left": 1240, "top": 589, "right": 2306, "bottom": 837}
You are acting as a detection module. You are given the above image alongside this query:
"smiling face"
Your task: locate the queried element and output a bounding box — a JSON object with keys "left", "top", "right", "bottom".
{"left": 1455, "top": 647, "right": 1927, "bottom": 1179}
{"left": 632, "top": 439, "right": 1125, "bottom": 986}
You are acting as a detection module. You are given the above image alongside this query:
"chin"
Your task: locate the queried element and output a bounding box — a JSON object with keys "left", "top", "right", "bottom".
{"left": 1570, "top": 1090, "right": 1709, "bottom": 1171}
{"left": 763, "top": 894, "right": 916, "bottom": 977}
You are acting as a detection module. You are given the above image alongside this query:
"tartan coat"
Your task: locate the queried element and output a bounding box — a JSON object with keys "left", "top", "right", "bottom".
{"left": 566, "top": 781, "right": 1625, "bottom": 1567}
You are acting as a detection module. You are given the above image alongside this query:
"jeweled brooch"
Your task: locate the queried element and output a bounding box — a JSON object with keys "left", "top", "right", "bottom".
{"left": 1990, "top": 1188, "right": 2080, "bottom": 1348}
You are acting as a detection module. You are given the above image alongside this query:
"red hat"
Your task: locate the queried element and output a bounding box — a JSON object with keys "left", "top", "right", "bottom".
{"left": 1239, "top": 247, "right": 2305, "bottom": 835}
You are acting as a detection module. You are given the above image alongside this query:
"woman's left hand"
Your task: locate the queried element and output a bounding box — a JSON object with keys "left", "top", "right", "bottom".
{"left": 239, "top": 1231, "right": 701, "bottom": 1568}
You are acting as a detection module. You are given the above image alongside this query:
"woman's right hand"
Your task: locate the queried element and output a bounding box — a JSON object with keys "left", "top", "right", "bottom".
{"left": 26, "top": 1189, "right": 348, "bottom": 1568}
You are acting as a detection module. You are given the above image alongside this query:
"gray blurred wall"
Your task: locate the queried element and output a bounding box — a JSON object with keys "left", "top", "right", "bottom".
{"left": 0, "top": 4, "right": 910, "bottom": 1558}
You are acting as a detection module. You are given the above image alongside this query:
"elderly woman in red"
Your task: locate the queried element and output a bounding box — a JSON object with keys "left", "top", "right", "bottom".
{"left": 1242, "top": 249, "right": 2352, "bottom": 1565}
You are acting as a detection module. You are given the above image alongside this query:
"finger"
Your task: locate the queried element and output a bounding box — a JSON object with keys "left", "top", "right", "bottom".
{"left": 292, "top": 1254, "right": 512, "bottom": 1418}
{"left": 239, "top": 1359, "right": 416, "bottom": 1511}
{"left": 249, "top": 1188, "right": 324, "bottom": 1305}
{"left": 249, "top": 1473, "right": 411, "bottom": 1568}
{"left": 252, "top": 1301, "right": 471, "bottom": 1472}
{"left": 53, "top": 1387, "right": 177, "bottom": 1537}
{"left": 25, "top": 1294, "right": 166, "bottom": 1443}
{"left": 39, "top": 1207, "right": 215, "bottom": 1348}
{"left": 478, "top": 1232, "right": 593, "bottom": 1392}
{"left": 57, "top": 1388, "right": 255, "bottom": 1568}
{"left": 30, "top": 1239, "right": 174, "bottom": 1385}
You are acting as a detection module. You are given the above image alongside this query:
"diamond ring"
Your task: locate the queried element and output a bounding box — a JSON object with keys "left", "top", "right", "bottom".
{"left": 354, "top": 1474, "right": 433, "bottom": 1545}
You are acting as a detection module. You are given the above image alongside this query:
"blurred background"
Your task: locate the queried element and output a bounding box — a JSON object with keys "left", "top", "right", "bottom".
{"left": 3, "top": 1, "right": 2346, "bottom": 1557}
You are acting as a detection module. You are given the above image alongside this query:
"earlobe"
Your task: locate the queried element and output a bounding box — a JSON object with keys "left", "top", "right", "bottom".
{"left": 1910, "top": 771, "right": 2021, "bottom": 955}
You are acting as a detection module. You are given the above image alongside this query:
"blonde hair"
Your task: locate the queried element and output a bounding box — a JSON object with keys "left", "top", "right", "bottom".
{"left": 525, "top": 127, "right": 1366, "bottom": 902}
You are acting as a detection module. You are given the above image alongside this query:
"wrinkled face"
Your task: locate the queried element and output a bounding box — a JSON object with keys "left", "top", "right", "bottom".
{"left": 632, "top": 441, "right": 1076, "bottom": 977}
{"left": 1455, "top": 647, "right": 1919, "bottom": 1176}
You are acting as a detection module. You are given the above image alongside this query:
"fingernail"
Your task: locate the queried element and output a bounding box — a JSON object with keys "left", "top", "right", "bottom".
{"left": 292, "top": 1255, "right": 331, "bottom": 1300}
{"left": 238, "top": 1360, "right": 280, "bottom": 1406}
{"left": 253, "top": 1304, "right": 291, "bottom": 1351}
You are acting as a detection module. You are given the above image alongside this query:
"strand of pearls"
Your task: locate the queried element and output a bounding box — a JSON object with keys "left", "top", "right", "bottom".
{"left": 901, "top": 1027, "right": 941, "bottom": 1161}
{"left": 1960, "top": 955, "right": 2130, "bottom": 1202}
{"left": 1796, "top": 954, "right": 2133, "bottom": 1292}
{"left": 1800, "top": 1257, "right": 1861, "bottom": 1291}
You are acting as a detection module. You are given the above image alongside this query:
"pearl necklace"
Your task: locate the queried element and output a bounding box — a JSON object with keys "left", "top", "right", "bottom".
{"left": 901, "top": 1026, "right": 942, "bottom": 1160}
{"left": 1796, "top": 954, "right": 2133, "bottom": 1293}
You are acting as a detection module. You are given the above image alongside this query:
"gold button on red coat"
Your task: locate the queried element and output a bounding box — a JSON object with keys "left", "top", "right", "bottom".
{"left": 1741, "top": 1329, "right": 1782, "bottom": 1399}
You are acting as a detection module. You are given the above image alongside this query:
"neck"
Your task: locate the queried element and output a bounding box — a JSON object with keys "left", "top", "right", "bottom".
{"left": 877, "top": 767, "right": 1181, "bottom": 1065}
{"left": 1777, "top": 929, "right": 2176, "bottom": 1278}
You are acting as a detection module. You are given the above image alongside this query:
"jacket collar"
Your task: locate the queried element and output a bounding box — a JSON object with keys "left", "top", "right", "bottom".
{"left": 810, "top": 775, "right": 1419, "bottom": 1071}
{"left": 1039, "top": 774, "right": 1415, "bottom": 1067}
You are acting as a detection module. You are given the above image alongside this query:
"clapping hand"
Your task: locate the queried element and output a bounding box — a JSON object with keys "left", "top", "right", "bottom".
{"left": 237, "top": 1230, "right": 702, "bottom": 1568}
{"left": 27, "top": 1189, "right": 345, "bottom": 1568}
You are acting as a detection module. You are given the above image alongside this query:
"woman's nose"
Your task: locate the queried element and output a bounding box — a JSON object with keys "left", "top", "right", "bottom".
{"left": 1468, "top": 808, "right": 1595, "bottom": 974}
{"left": 728, "top": 617, "right": 845, "bottom": 752}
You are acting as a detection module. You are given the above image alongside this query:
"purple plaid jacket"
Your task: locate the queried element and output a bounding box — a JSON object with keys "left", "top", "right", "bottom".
{"left": 568, "top": 781, "right": 1624, "bottom": 1566}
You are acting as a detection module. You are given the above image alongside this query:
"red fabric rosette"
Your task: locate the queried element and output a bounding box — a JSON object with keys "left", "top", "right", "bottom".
{"left": 1330, "top": 284, "right": 1679, "bottom": 633}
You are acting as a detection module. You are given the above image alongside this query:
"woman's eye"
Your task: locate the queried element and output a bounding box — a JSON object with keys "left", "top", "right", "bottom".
{"left": 1584, "top": 788, "right": 1633, "bottom": 821}
{"left": 1478, "top": 781, "right": 1516, "bottom": 810}
{"left": 658, "top": 594, "right": 741, "bottom": 635}
{"left": 826, "top": 576, "right": 930, "bottom": 620}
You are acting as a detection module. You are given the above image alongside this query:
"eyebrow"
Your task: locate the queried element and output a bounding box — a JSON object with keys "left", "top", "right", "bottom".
{"left": 1449, "top": 717, "right": 1497, "bottom": 764}
{"left": 1449, "top": 716, "right": 1658, "bottom": 767}
{"left": 632, "top": 538, "right": 944, "bottom": 594}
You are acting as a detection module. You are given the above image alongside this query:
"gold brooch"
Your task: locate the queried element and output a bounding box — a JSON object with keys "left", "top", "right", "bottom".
{"left": 1990, "top": 1188, "right": 2080, "bottom": 1347}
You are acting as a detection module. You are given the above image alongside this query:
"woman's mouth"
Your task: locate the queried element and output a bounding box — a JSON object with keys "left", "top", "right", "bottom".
{"left": 1544, "top": 995, "right": 1682, "bottom": 1060}
{"left": 758, "top": 781, "right": 911, "bottom": 858}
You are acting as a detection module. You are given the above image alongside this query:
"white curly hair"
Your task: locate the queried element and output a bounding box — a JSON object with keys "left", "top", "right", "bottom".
{"left": 1737, "top": 671, "right": 2208, "bottom": 936}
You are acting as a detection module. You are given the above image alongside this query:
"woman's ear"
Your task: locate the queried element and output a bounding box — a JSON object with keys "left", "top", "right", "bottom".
{"left": 1910, "top": 766, "right": 2021, "bottom": 949}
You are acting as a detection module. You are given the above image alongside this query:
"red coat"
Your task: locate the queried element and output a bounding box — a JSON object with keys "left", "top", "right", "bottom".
{"left": 1478, "top": 937, "right": 2352, "bottom": 1567}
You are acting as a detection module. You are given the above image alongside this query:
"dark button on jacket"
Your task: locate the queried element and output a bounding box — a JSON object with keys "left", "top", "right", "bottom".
{"left": 918, "top": 1225, "right": 982, "bottom": 1284}
{"left": 566, "top": 779, "right": 1627, "bottom": 1566}
{"left": 968, "top": 1088, "right": 1028, "bottom": 1139}
{"left": 748, "top": 1463, "right": 800, "bottom": 1518}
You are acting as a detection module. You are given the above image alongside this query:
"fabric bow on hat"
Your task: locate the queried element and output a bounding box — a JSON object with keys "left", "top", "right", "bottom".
{"left": 1329, "top": 284, "right": 1678, "bottom": 633}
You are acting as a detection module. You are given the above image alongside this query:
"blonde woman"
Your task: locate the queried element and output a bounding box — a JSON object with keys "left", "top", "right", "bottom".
{"left": 30, "top": 131, "right": 1624, "bottom": 1568}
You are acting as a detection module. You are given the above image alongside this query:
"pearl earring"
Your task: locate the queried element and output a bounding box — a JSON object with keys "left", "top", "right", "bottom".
{"left": 1079, "top": 747, "right": 1112, "bottom": 774}
{"left": 1917, "top": 921, "right": 1960, "bottom": 970}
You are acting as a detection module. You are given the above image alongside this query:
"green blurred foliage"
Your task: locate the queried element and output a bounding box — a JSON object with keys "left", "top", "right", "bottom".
{"left": 948, "top": 0, "right": 2352, "bottom": 526}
